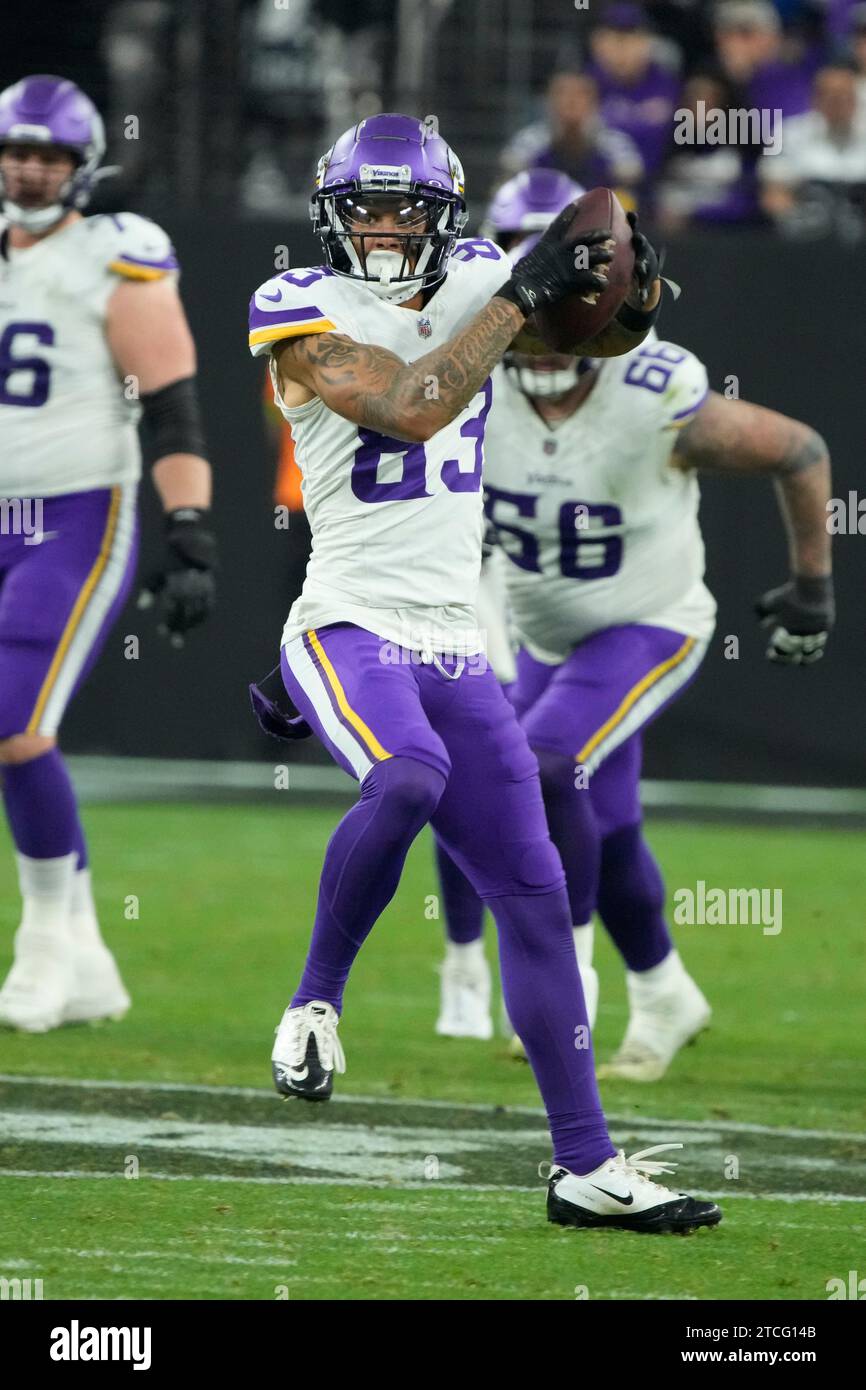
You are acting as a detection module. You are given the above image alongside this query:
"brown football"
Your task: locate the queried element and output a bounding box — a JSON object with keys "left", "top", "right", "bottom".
{"left": 533, "top": 187, "right": 635, "bottom": 352}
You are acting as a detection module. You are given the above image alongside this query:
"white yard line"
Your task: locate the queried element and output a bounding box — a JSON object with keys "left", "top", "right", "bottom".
{"left": 1, "top": 1072, "right": 864, "bottom": 1145}
{"left": 0, "top": 1169, "right": 864, "bottom": 1205}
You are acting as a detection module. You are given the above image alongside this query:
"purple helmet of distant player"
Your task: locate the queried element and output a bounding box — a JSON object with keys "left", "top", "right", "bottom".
{"left": 311, "top": 113, "right": 468, "bottom": 305}
{"left": 0, "top": 75, "right": 107, "bottom": 233}
{"left": 481, "top": 168, "right": 584, "bottom": 250}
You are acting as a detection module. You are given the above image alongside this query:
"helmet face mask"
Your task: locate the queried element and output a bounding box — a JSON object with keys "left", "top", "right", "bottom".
{"left": 505, "top": 351, "right": 584, "bottom": 401}
{"left": 311, "top": 115, "right": 467, "bottom": 305}
{"left": 0, "top": 75, "right": 107, "bottom": 233}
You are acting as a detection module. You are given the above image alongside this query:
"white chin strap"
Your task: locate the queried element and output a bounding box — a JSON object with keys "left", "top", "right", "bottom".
{"left": 358, "top": 249, "right": 424, "bottom": 305}
{"left": 510, "top": 361, "right": 581, "bottom": 399}
{"left": 1, "top": 197, "right": 68, "bottom": 233}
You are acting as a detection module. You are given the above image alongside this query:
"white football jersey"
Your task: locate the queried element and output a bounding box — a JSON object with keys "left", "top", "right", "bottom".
{"left": 0, "top": 212, "right": 178, "bottom": 497}
{"left": 248, "top": 238, "right": 512, "bottom": 655}
{"left": 484, "top": 341, "right": 718, "bottom": 662}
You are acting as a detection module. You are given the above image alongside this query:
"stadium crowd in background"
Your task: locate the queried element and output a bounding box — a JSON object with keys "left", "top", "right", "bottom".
{"left": 498, "top": 1, "right": 866, "bottom": 236}
{"left": 1, "top": 0, "right": 864, "bottom": 236}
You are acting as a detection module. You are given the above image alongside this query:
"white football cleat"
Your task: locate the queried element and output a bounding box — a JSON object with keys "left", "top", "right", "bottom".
{"left": 62, "top": 944, "right": 131, "bottom": 1024}
{"left": 272, "top": 999, "right": 346, "bottom": 1101}
{"left": 598, "top": 957, "right": 711, "bottom": 1082}
{"left": 545, "top": 1143, "right": 722, "bottom": 1233}
{"left": 0, "top": 929, "right": 76, "bottom": 1033}
{"left": 436, "top": 947, "right": 493, "bottom": 1040}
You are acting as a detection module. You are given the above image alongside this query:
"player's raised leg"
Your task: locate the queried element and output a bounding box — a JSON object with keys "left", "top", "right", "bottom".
{"left": 0, "top": 487, "right": 138, "bottom": 1031}
{"left": 270, "top": 624, "right": 450, "bottom": 1100}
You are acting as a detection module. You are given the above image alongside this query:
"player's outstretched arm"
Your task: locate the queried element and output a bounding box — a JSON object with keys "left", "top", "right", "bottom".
{"left": 275, "top": 295, "right": 525, "bottom": 444}
{"left": 672, "top": 390, "right": 833, "bottom": 663}
{"left": 275, "top": 216, "right": 615, "bottom": 443}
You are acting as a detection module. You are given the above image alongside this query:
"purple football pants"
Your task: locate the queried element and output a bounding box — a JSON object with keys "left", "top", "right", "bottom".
{"left": 281, "top": 622, "right": 615, "bottom": 1175}
{"left": 0, "top": 486, "right": 138, "bottom": 865}
{"left": 0, "top": 486, "right": 139, "bottom": 739}
{"left": 437, "top": 624, "right": 707, "bottom": 972}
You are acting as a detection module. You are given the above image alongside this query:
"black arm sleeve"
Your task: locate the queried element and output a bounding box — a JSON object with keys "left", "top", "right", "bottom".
{"left": 139, "top": 376, "right": 207, "bottom": 465}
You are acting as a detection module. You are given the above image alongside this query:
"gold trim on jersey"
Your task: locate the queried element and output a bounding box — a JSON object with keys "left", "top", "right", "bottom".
{"left": 575, "top": 635, "right": 697, "bottom": 765}
{"left": 26, "top": 487, "right": 123, "bottom": 735}
{"left": 108, "top": 260, "right": 172, "bottom": 281}
{"left": 306, "top": 628, "right": 392, "bottom": 763}
{"left": 248, "top": 318, "right": 336, "bottom": 347}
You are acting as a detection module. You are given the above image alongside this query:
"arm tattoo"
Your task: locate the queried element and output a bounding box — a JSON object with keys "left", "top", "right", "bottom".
{"left": 673, "top": 392, "right": 829, "bottom": 478}
{"left": 672, "top": 390, "right": 832, "bottom": 578}
{"left": 278, "top": 297, "right": 524, "bottom": 441}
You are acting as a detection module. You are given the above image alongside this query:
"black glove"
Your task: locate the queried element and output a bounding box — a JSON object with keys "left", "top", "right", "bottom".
{"left": 496, "top": 201, "right": 614, "bottom": 317}
{"left": 625, "top": 210, "right": 660, "bottom": 306}
{"left": 754, "top": 575, "right": 834, "bottom": 665}
{"left": 139, "top": 507, "right": 217, "bottom": 644}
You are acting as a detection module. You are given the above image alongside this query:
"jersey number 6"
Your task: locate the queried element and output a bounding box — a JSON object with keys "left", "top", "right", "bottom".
{"left": 0, "top": 322, "right": 54, "bottom": 408}
{"left": 485, "top": 486, "right": 623, "bottom": 580}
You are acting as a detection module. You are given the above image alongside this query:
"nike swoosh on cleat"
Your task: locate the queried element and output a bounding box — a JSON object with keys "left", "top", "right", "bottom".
{"left": 274, "top": 1064, "right": 309, "bottom": 1084}
{"left": 260, "top": 289, "right": 283, "bottom": 302}
{"left": 589, "top": 1185, "right": 635, "bottom": 1205}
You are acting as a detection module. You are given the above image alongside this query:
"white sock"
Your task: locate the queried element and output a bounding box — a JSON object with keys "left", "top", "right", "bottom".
{"left": 16, "top": 851, "right": 77, "bottom": 940}
{"left": 628, "top": 949, "right": 684, "bottom": 994}
{"left": 572, "top": 922, "right": 594, "bottom": 969}
{"left": 69, "top": 868, "right": 105, "bottom": 949}
{"left": 445, "top": 938, "right": 486, "bottom": 968}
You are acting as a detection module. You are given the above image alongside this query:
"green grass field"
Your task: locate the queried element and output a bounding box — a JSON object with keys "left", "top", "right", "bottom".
{"left": 1, "top": 803, "right": 864, "bottom": 1300}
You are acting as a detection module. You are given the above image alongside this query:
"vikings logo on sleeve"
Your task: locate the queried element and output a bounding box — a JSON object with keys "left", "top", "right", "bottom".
{"left": 248, "top": 269, "right": 344, "bottom": 357}
{"left": 79, "top": 212, "right": 180, "bottom": 284}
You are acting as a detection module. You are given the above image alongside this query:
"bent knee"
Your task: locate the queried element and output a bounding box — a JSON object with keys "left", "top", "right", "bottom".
{"left": 370, "top": 755, "right": 447, "bottom": 823}
{"left": 0, "top": 732, "right": 56, "bottom": 765}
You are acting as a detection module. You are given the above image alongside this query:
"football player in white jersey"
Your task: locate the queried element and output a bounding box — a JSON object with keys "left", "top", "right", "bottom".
{"left": 0, "top": 76, "right": 216, "bottom": 1032}
{"left": 247, "top": 114, "right": 722, "bottom": 1232}
{"left": 433, "top": 176, "right": 834, "bottom": 1078}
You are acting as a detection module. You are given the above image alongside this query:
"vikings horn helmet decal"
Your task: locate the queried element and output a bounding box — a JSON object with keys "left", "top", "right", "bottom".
{"left": 0, "top": 74, "right": 108, "bottom": 232}
{"left": 310, "top": 113, "right": 468, "bottom": 305}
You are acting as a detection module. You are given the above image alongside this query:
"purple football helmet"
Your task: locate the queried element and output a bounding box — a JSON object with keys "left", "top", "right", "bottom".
{"left": 0, "top": 75, "right": 107, "bottom": 232}
{"left": 482, "top": 168, "right": 584, "bottom": 248}
{"left": 311, "top": 114, "right": 468, "bottom": 304}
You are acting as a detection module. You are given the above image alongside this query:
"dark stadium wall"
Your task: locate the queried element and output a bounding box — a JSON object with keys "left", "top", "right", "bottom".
{"left": 63, "top": 223, "right": 863, "bottom": 787}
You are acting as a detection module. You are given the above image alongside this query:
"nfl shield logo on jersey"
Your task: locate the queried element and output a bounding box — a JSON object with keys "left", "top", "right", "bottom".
{"left": 417, "top": 315, "right": 432, "bottom": 339}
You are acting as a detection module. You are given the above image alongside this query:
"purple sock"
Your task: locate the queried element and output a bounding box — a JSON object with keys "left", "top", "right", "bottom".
{"left": 534, "top": 747, "right": 600, "bottom": 925}
{"left": 598, "top": 823, "right": 673, "bottom": 972}
{"left": 434, "top": 838, "right": 485, "bottom": 944}
{"left": 292, "top": 757, "right": 446, "bottom": 1011}
{"left": 1, "top": 748, "right": 79, "bottom": 860}
{"left": 490, "top": 888, "right": 615, "bottom": 1175}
